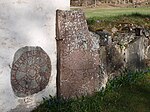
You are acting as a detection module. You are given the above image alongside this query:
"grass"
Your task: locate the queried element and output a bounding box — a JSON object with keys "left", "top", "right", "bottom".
{"left": 33, "top": 69, "right": 150, "bottom": 112}
{"left": 84, "top": 7, "right": 150, "bottom": 19}
{"left": 87, "top": 13, "right": 150, "bottom": 32}
{"left": 83, "top": 7, "right": 150, "bottom": 32}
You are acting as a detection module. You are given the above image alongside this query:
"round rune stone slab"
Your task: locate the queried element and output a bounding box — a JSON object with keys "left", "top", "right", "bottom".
{"left": 11, "top": 46, "right": 51, "bottom": 97}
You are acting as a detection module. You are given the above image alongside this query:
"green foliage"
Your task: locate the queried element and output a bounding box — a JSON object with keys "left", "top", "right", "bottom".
{"left": 105, "top": 70, "right": 147, "bottom": 94}
{"left": 33, "top": 69, "right": 150, "bottom": 112}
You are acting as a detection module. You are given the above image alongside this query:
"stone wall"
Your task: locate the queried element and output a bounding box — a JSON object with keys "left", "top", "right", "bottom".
{"left": 95, "top": 26, "right": 150, "bottom": 78}
{"left": 56, "top": 9, "right": 150, "bottom": 99}
{"left": 70, "top": 0, "right": 149, "bottom": 6}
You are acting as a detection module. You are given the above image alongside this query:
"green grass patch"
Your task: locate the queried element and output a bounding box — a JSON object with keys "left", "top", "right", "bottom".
{"left": 84, "top": 7, "right": 150, "bottom": 19}
{"left": 33, "top": 69, "right": 150, "bottom": 112}
{"left": 83, "top": 7, "right": 150, "bottom": 32}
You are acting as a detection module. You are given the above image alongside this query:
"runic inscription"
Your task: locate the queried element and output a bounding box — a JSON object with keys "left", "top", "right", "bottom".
{"left": 56, "top": 10, "right": 101, "bottom": 98}
{"left": 11, "top": 46, "right": 51, "bottom": 97}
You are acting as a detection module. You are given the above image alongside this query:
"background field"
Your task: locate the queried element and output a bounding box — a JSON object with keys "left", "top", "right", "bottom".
{"left": 84, "top": 7, "right": 150, "bottom": 18}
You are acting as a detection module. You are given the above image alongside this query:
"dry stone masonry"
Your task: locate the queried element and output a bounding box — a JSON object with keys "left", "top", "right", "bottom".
{"left": 56, "top": 9, "right": 150, "bottom": 99}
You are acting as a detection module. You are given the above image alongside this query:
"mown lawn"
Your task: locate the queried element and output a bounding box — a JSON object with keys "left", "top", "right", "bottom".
{"left": 33, "top": 70, "right": 150, "bottom": 112}
{"left": 84, "top": 7, "right": 150, "bottom": 32}
{"left": 84, "top": 7, "right": 150, "bottom": 19}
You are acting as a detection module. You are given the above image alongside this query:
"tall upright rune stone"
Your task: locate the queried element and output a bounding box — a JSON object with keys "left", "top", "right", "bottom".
{"left": 11, "top": 46, "right": 51, "bottom": 97}
{"left": 56, "top": 10, "right": 101, "bottom": 98}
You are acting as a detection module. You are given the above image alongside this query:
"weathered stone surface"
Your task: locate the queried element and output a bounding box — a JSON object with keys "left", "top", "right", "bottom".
{"left": 143, "top": 37, "right": 150, "bottom": 67}
{"left": 106, "top": 45, "right": 124, "bottom": 77}
{"left": 112, "top": 27, "right": 150, "bottom": 70}
{"left": 95, "top": 30, "right": 112, "bottom": 46}
{"left": 56, "top": 10, "right": 101, "bottom": 98}
{"left": 11, "top": 46, "right": 51, "bottom": 97}
{"left": 126, "top": 37, "right": 145, "bottom": 70}
{"left": 56, "top": 9, "right": 150, "bottom": 99}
